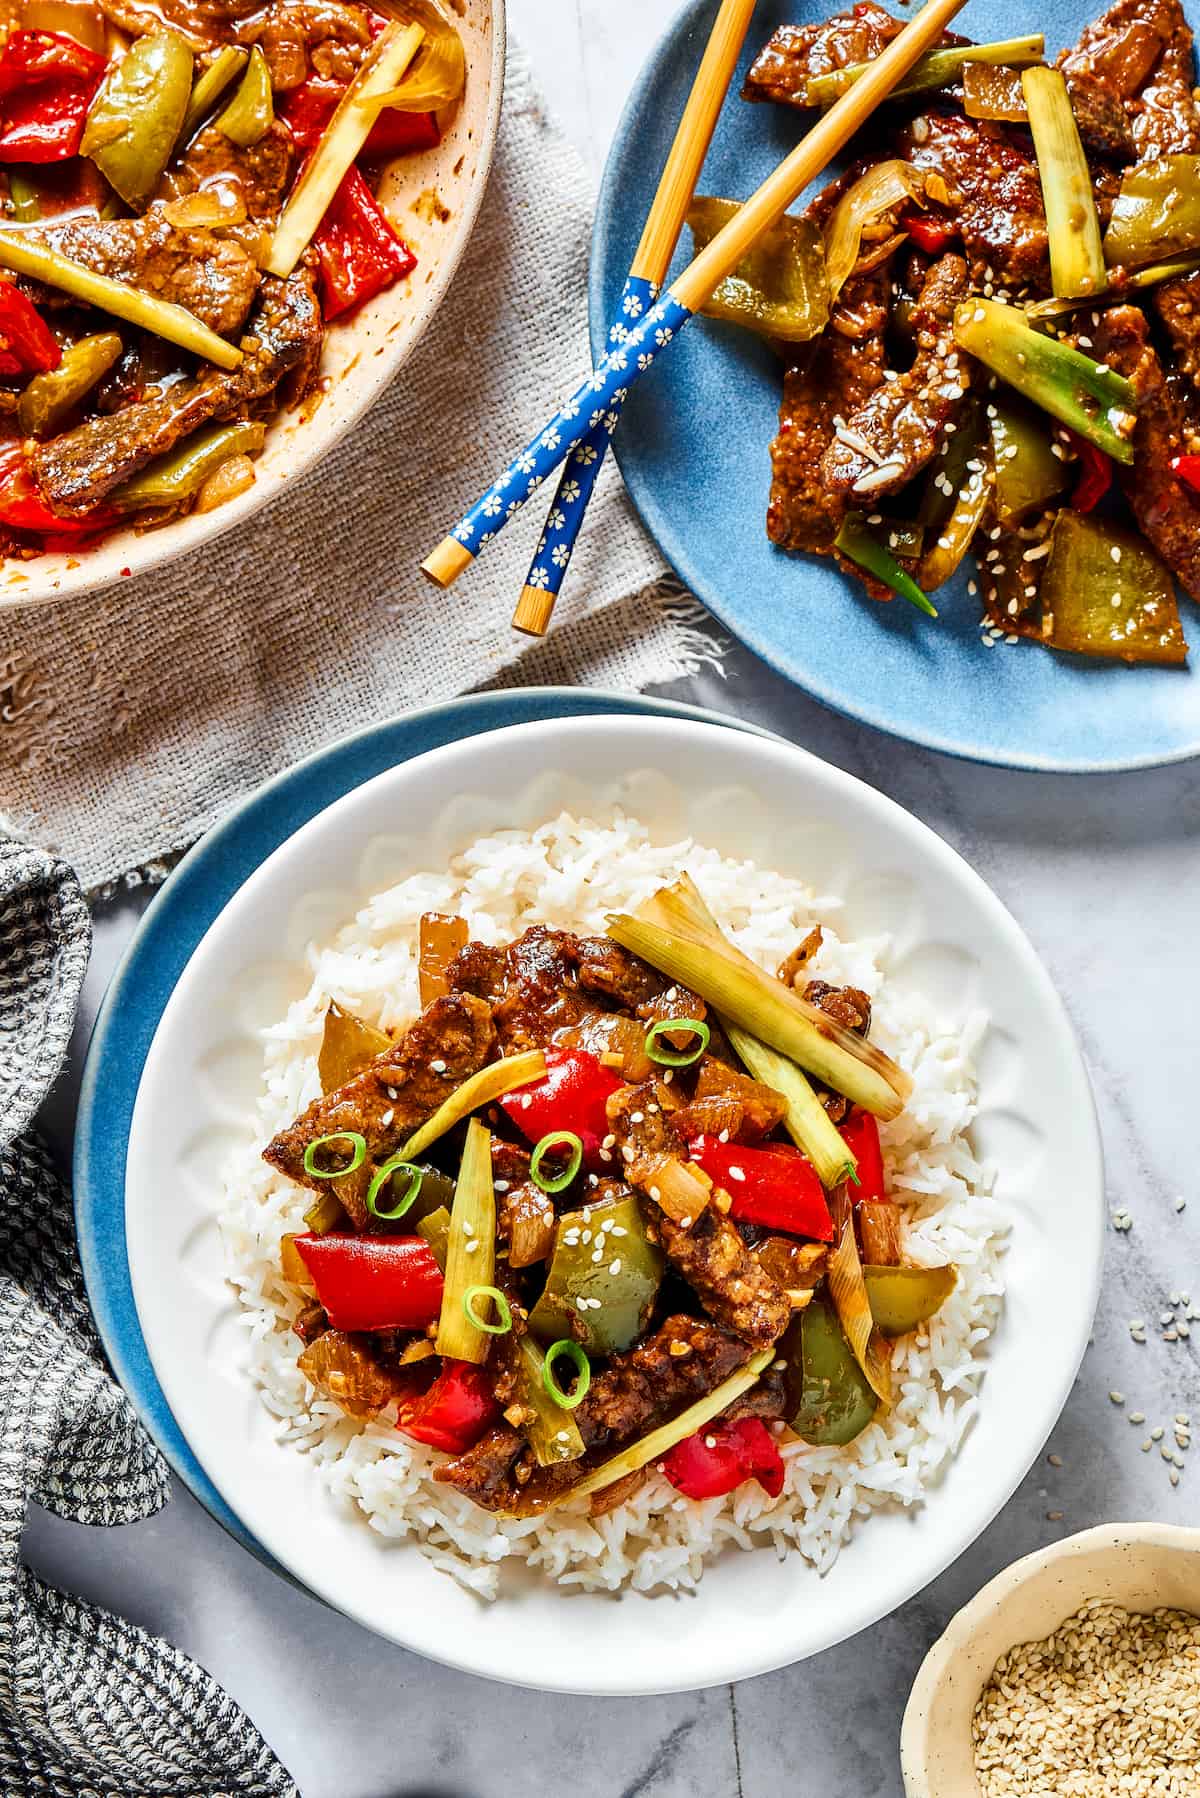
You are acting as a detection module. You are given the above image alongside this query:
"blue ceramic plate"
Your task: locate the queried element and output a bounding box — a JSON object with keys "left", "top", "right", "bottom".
{"left": 591, "top": 0, "right": 1200, "bottom": 772}
{"left": 74, "top": 689, "right": 764, "bottom": 1561}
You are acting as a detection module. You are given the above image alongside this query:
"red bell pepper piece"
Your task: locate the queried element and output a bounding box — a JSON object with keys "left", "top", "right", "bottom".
{"left": 841, "top": 1108, "right": 885, "bottom": 1204}
{"left": 1170, "top": 453, "right": 1200, "bottom": 497}
{"left": 293, "top": 1233, "right": 444, "bottom": 1332}
{"left": 0, "top": 280, "right": 60, "bottom": 378}
{"left": 1066, "top": 430, "right": 1113, "bottom": 513}
{"left": 0, "top": 444, "right": 118, "bottom": 538}
{"left": 661, "top": 1416, "right": 785, "bottom": 1501}
{"left": 902, "top": 209, "right": 957, "bottom": 255}
{"left": 400, "top": 1360, "right": 498, "bottom": 1453}
{"left": 688, "top": 1136, "right": 834, "bottom": 1241}
{"left": 310, "top": 166, "right": 417, "bottom": 320}
{"left": 498, "top": 1047, "right": 625, "bottom": 1170}
{"left": 282, "top": 74, "right": 439, "bottom": 158}
{"left": 0, "top": 30, "right": 106, "bottom": 164}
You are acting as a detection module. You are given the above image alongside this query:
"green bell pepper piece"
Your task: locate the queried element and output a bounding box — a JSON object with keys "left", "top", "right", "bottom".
{"left": 955, "top": 298, "right": 1136, "bottom": 464}
{"left": 911, "top": 400, "right": 991, "bottom": 591}
{"left": 318, "top": 1001, "right": 390, "bottom": 1094}
{"left": 179, "top": 44, "right": 248, "bottom": 144}
{"left": 688, "top": 195, "right": 830, "bottom": 345}
{"left": 1104, "top": 156, "right": 1200, "bottom": 270}
{"left": 834, "top": 513, "right": 939, "bottom": 617}
{"left": 215, "top": 45, "right": 274, "bottom": 149}
{"left": 415, "top": 1204, "right": 451, "bottom": 1270}
{"left": 864, "top": 1264, "right": 957, "bottom": 1337}
{"left": 989, "top": 397, "right": 1070, "bottom": 525}
{"left": 82, "top": 31, "right": 194, "bottom": 209}
{"left": 6, "top": 173, "right": 41, "bottom": 223}
{"left": 785, "top": 1292, "right": 878, "bottom": 1447}
{"left": 1040, "top": 511, "right": 1187, "bottom": 665}
{"left": 111, "top": 421, "right": 265, "bottom": 511}
{"left": 16, "top": 332, "right": 123, "bottom": 438}
{"left": 528, "top": 1194, "right": 664, "bottom": 1355}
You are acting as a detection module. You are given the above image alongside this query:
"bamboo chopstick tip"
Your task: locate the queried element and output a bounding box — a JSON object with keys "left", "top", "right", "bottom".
{"left": 512, "top": 584, "right": 556, "bottom": 636}
{"left": 421, "top": 536, "right": 475, "bottom": 588}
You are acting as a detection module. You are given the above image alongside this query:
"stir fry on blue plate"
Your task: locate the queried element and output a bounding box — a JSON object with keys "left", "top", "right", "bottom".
{"left": 0, "top": 0, "right": 462, "bottom": 555}
{"left": 688, "top": 0, "right": 1200, "bottom": 662}
{"left": 264, "top": 878, "right": 958, "bottom": 1517}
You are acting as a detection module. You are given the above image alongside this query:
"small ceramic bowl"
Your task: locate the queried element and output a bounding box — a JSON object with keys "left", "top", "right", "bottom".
{"left": 0, "top": 0, "right": 504, "bottom": 610}
{"left": 901, "top": 1521, "right": 1200, "bottom": 1797}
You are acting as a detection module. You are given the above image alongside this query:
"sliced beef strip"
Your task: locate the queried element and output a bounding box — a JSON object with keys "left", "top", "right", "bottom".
{"left": 28, "top": 209, "right": 260, "bottom": 337}
{"left": 297, "top": 1329, "right": 418, "bottom": 1419}
{"left": 241, "top": 0, "right": 374, "bottom": 89}
{"left": 30, "top": 269, "right": 323, "bottom": 519}
{"left": 656, "top": 1209, "right": 793, "bottom": 1349}
{"left": 447, "top": 925, "right": 615, "bottom": 1053}
{"left": 262, "top": 990, "right": 496, "bottom": 1228}
{"left": 671, "top": 1058, "right": 788, "bottom": 1145}
{"left": 768, "top": 265, "right": 889, "bottom": 554}
{"left": 896, "top": 112, "right": 1049, "bottom": 292}
{"left": 821, "top": 252, "right": 970, "bottom": 500}
{"left": 162, "top": 121, "right": 295, "bottom": 224}
{"left": 491, "top": 1139, "right": 557, "bottom": 1267}
{"left": 1155, "top": 272, "right": 1200, "bottom": 389}
{"left": 435, "top": 1314, "right": 753, "bottom": 1513}
{"left": 742, "top": 4, "right": 963, "bottom": 106}
{"left": 1060, "top": 0, "right": 1200, "bottom": 155}
{"left": 1084, "top": 304, "right": 1200, "bottom": 600}
{"left": 574, "top": 938, "right": 702, "bottom": 1019}
{"left": 96, "top": 0, "right": 259, "bottom": 51}
{"left": 804, "top": 978, "right": 872, "bottom": 1036}
{"left": 1064, "top": 71, "right": 1139, "bottom": 159}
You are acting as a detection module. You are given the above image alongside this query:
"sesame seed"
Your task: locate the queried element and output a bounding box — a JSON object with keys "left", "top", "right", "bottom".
{"left": 1109, "top": 1390, "right": 1125, "bottom": 1405}
{"left": 386, "top": 1087, "right": 398, "bottom": 1101}
{"left": 610, "top": 1259, "right": 622, "bottom": 1275}
{"left": 430, "top": 1058, "right": 447, "bottom": 1073}
{"left": 379, "top": 1108, "right": 394, "bottom": 1128}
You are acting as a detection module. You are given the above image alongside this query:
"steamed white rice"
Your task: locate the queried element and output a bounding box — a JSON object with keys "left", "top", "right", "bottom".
{"left": 220, "top": 812, "right": 1006, "bottom": 1599}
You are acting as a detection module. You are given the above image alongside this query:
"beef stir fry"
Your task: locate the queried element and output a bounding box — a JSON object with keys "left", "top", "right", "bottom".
{"left": 264, "top": 876, "right": 958, "bottom": 1517}
{"left": 689, "top": 0, "right": 1200, "bottom": 663}
{"left": 0, "top": 0, "right": 463, "bottom": 555}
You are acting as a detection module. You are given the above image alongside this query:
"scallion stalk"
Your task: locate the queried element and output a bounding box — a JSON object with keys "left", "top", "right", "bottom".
{"left": 1022, "top": 67, "right": 1106, "bottom": 301}
{"left": 512, "top": 1336, "right": 585, "bottom": 1466}
{"left": 804, "top": 34, "right": 1044, "bottom": 106}
{"left": 541, "top": 1349, "right": 774, "bottom": 1508}
{"left": 266, "top": 20, "right": 423, "bottom": 278}
{"left": 434, "top": 1118, "right": 495, "bottom": 1363}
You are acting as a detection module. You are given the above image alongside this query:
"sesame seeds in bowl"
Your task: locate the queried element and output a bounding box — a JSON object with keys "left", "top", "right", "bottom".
{"left": 901, "top": 1522, "right": 1200, "bottom": 1798}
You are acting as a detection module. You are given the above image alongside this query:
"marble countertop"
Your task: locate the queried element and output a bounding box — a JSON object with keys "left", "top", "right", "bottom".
{"left": 29, "top": 5, "right": 1200, "bottom": 1794}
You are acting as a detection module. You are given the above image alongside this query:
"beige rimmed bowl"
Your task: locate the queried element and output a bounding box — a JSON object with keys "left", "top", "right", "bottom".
{"left": 901, "top": 1521, "right": 1200, "bottom": 1797}
{"left": 0, "top": 0, "right": 504, "bottom": 609}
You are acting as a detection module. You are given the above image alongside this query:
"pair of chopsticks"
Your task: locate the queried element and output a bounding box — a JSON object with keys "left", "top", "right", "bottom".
{"left": 422, "top": 0, "right": 968, "bottom": 621}
{"left": 512, "top": 0, "right": 760, "bottom": 637}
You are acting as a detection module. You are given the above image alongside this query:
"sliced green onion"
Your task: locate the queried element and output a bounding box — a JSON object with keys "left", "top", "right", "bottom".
{"left": 366, "top": 1157, "right": 423, "bottom": 1221}
{"left": 462, "top": 1284, "right": 512, "bottom": 1335}
{"left": 530, "top": 1131, "right": 583, "bottom": 1194}
{"left": 542, "top": 1339, "right": 592, "bottom": 1410}
{"left": 644, "top": 1017, "right": 710, "bottom": 1068}
{"left": 302, "top": 1131, "right": 366, "bottom": 1179}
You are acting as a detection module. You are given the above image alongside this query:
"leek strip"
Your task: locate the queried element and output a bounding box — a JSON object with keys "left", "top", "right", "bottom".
{"left": 513, "top": 1337, "right": 586, "bottom": 1467}
{"left": 643, "top": 875, "right": 858, "bottom": 1187}
{"left": 607, "top": 900, "right": 911, "bottom": 1119}
{"left": 266, "top": 21, "right": 424, "bottom": 278}
{"left": 827, "top": 1186, "right": 893, "bottom": 1407}
{"left": 302, "top": 1189, "right": 345, "bottom": 1234}
{"left": 179, "top": 44, "right": 248, "bottom": 143}
{"left": 805, "top": 34, "right": 1044, "bottom": 106}
{"left": 953, "top": 298, "right": 1135, "bottom": 464}
{"left": 1026, "top": 252, "right": 1200, "bottom": 319}
{"left": 542, "top": 1349, "right": 773, "bottom": 1506}
{"left": 415, "top": 1204, "right": 451, "bottom": 1270}
{"left": 1022, "top": 67, "right": 1106, "bottom": 300}
{"left": 0, "top": 229, "right": 242, "bottom": 370}
{"left": 434, "top": 1119, "right": 494, "bottom": 1363}
{"left": 399, "top": 1050, "right": 546, "bottom": 1161}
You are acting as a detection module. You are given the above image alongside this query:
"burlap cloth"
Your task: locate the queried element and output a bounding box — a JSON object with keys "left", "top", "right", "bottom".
{"left": 0, "top": 48, "right": 722, "bottom": 890}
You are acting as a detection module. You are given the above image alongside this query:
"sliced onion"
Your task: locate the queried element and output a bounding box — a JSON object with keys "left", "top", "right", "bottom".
{"left": 824, "top": 160, "right": 925, "bottom": 300}
{"left": 366, "top": 0, "right": 466, "bottom": 112}
{"left": 826, "top": 1184, "right": 893, "bottom": 1407}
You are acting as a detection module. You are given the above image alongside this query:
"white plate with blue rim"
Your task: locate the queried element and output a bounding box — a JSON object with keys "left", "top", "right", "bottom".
{"left": 117, "top": 705, "right": 1102, "bottom": 1692}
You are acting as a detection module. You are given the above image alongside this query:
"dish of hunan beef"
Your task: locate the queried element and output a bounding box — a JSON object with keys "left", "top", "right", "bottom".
{"left": 0, "top": 0, "right": 463, "bottom": 556}
{"left": 682, "top": 0, "right": 1200, "bottom": 663}
{"left": 234, "top": 818, "right": 999, "bottom": 1595}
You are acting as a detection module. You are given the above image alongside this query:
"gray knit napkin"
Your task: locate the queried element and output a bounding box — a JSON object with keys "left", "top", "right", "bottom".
{"left": 0, "top": 838, "right": 295, "bottom": 1798}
